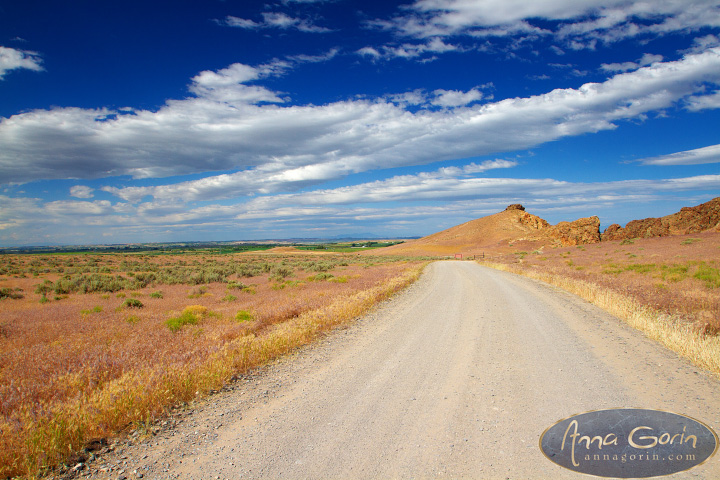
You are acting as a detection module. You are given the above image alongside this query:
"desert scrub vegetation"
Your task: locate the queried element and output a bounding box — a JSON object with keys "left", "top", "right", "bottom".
{"left": 235, "top": 309, "right": 254, "bottom": 322}
{"left": 166, "top": 305, "right": 210, "bottom": 332}
{"left": 0, "top": 252, "right": 428, "bottom": 478}
{"left": 122, "top": 298, "right": 144, "bottom": 309}
{"left": 0, "top": 287, "right": 23, "bottom": 299}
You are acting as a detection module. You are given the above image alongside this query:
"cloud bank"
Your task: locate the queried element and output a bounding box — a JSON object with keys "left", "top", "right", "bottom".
{"left": 1, "top": 47, "right": 720, "bottom": 194}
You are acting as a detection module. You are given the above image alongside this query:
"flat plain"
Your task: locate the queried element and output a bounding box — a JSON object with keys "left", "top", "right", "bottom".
{"left": 0, "top": 251, "right": 427, "bottom": 478}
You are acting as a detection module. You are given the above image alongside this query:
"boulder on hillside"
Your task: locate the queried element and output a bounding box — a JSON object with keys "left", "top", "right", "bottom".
{"left": 548, "top": 216, "right": 601, "bottom": 246}
{"left": 505, "top": 204, "right": 525, "bottom": 211}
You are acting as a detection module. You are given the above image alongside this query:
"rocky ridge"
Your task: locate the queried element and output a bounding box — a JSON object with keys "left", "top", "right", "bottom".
{"left": 602, "top": 197, "right": 720, "bottom": 241}
{"left": 503, "top": 204, "right": 600, "bottom": 246}
{"left": 508, "top": 197, "right": 719, "bottom": 246}
{"left": 377, "top": 197, "right": 719, "bottom": 255}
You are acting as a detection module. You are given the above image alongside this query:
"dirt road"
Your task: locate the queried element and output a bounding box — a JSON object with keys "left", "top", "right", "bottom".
{"left": 84, "top": 261, "right": 720, "bottom": 479}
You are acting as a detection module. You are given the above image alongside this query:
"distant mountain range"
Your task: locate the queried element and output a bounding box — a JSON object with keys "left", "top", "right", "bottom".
{"left": 0, "top": 235, "right": 419, "bottom": 254}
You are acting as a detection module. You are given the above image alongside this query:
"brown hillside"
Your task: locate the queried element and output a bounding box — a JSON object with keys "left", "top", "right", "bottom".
{"left": 603, "top": 197, "right": 720, "bottom": 241}
{"left": 380, "top": 205, "right": 556, "bottom": 256}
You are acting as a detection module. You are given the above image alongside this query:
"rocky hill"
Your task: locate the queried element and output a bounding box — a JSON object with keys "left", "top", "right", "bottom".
{"left": 382, "top": 204, "right": 600, "bottom": 255}
{"left": 379, "top": 197, "right": 719, "bottom": 256}
{"left": 602, "top": 197, "right": 720, "bottom": 241}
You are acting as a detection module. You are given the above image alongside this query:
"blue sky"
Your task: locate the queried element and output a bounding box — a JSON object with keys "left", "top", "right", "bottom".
{"left": 1, "top": 0, "right": 719, "bottom": 246}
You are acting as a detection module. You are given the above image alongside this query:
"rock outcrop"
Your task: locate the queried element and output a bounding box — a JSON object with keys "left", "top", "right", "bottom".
{"left": 602, "top": 217, "right": 670, "bottom": 241}
{"left": 670, "top": 198, "right": 720, "bottom": 234}
{"left": 547, "top": 216, "right": 601, "bottom": 246}
{"left": 517, "top": 211, "right": 550, "bottom": 230}
{"left": 602, "top": 197, "right": 720, "bottom": 241}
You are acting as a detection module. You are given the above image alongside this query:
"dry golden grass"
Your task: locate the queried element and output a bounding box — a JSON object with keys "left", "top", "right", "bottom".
{"left": 0, "top": 252, "right": 426, "bottom": 479}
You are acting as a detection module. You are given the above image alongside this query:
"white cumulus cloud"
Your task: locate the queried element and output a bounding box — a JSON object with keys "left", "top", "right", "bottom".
{"left": 431, "top": 88, "right": 484, "bottom": 107}
{"left": 69, "top": 185, "right": 95, "bottom": 198}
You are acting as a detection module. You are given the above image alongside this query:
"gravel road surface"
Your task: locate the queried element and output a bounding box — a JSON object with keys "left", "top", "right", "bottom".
{"left": 82, "top": 261, "right": 720, "bottom": 479}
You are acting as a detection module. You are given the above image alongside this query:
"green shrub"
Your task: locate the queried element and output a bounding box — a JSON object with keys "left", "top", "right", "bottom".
{"left": 235, "top": 310, "right": 254, "bottom": 322}
{"left": 165, "top": 308, "right": 203, "bottom": 332}
{"left": 309, "top": 272, "right": 334, "bottom": 282}
{"left": 625, "top": 263, "right": 655, "bottom": 274}
{"left": 659, "top": 264, "right": 689, "bottom": 283}
{"left": 694, "top": 263, "right": 720, "bottom": 289}
{"left": 149, "top": 291, "right": 163, "bottom": 299}
{"left": 271, "top": 265, "right": 294, "bottom": 278}
{"left": 0, "top": 287, "right": 23, "bottom": 300}
{"left": 183, "top": 305, "right": 208, "bottom": 316}
{"left": 122, "top": 298, "right": 144, "bottom": 309}
{"left": 222, "top": 294, "right": 237, "bottom": 302}
{"left": 34, "top": 280, "right": 53, "bottom": 296}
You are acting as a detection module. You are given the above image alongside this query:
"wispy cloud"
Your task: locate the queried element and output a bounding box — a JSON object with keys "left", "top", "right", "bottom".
{"left": 0, "top": 46, "right": 43, "bottom": 79}
{"left": 357, "top": 38, "right": 460, "bottom": 61}
{"left": 102, "top": 159, "right": 518, "bottom": 204}
{"left": 222, "top": 12, "right": 332, "bottom": 33}
{"left": 639, "top": 144, "right": 720, "bottom": 166}
{"left": 601, "top": 53, "right": 664, "bottom": 72}
{"left": 685, "top": 90, "right": 720, "bottom": 111}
